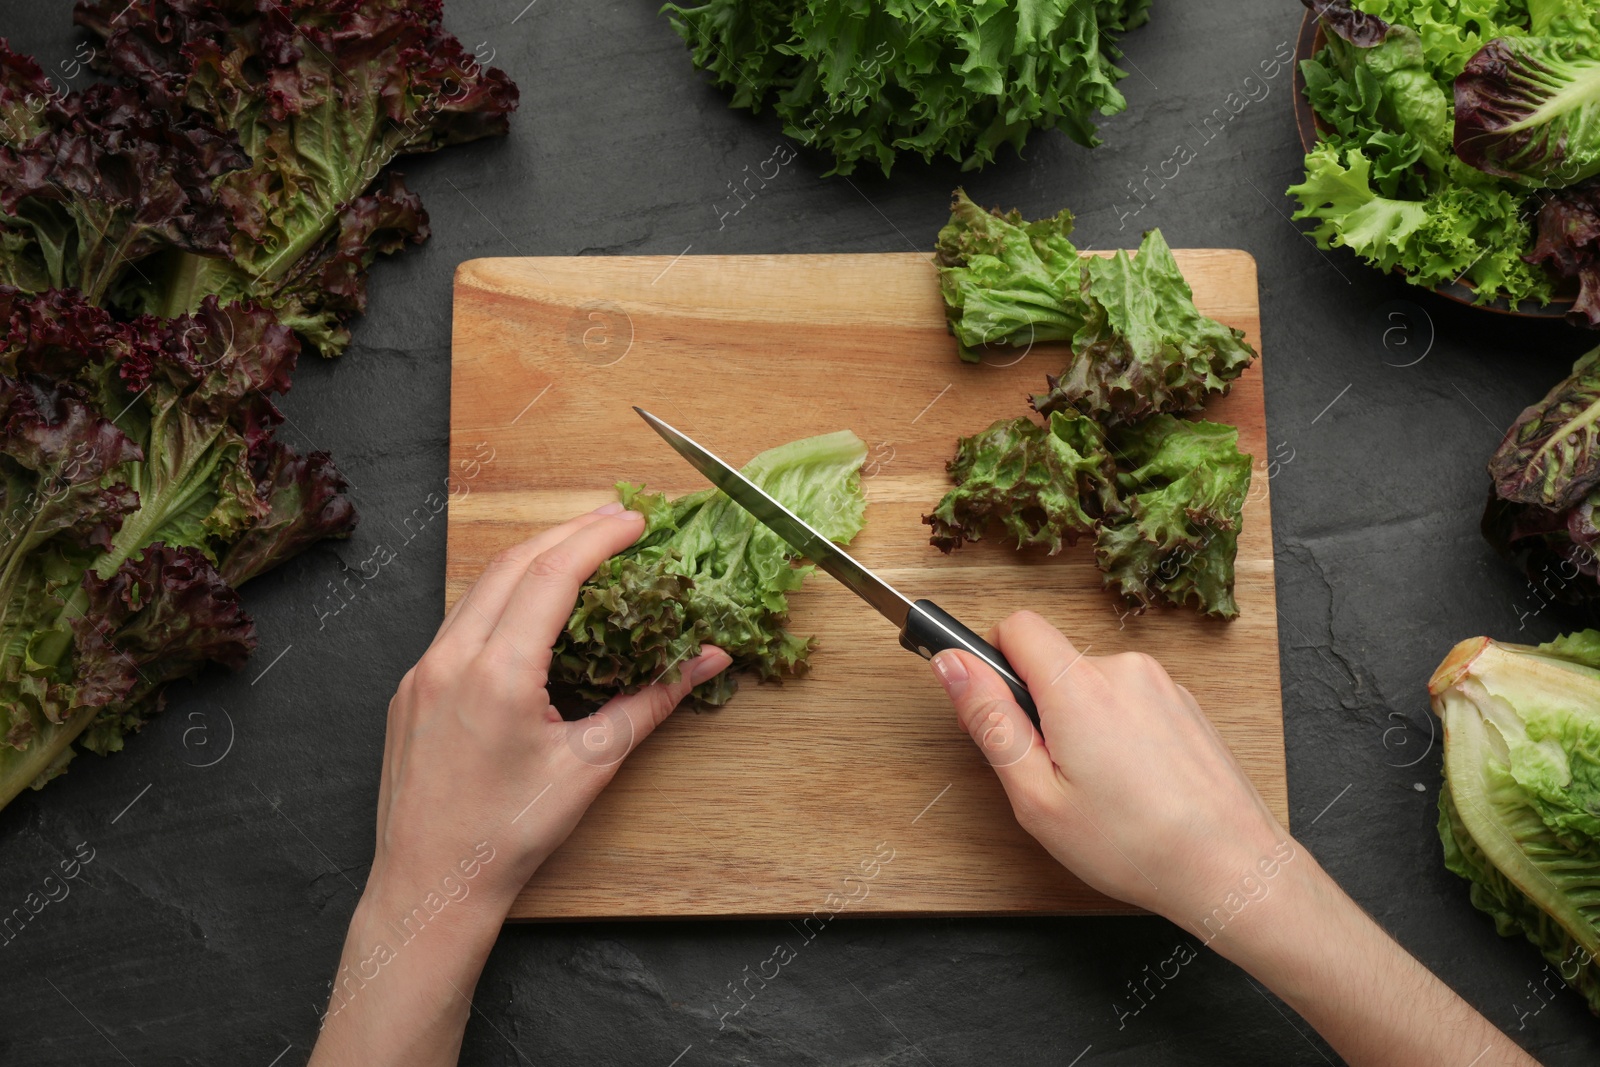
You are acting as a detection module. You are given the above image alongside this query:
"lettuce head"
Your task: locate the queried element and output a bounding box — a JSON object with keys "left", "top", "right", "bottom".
{"left": 1432, "top": 631, "right": 1600, "bottom": 1014}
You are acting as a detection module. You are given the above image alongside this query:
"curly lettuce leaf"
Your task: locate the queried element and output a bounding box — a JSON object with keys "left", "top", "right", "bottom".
{"left": 0, "top": 287, "right": 353, "bottom": 809}
{"left": 1299, "top": 48, "right": 1430, "bottom": 199}
{"left": 92, "top": 298, "right": 301, "bottom": 573}
{"left": 0, "top": 41, "right": 245, "bottom": 305}
{"left": 552, "top": 430, "right": 867, "bottom": 706}
{"left": 70, "top": 543, "right": 255, "bottom": 721}
{"left": 0, "top": 311, "right": 145, "bottom": 745}
{"left": 935, "top": 188, "right": 1084, "bottom": 362}
{"left": 1527, "top": 0, "right": 1600, "bottom": 41}
{"left": 924, "top": 411, "right": 1123, "bottom": 555}
{"left": 1351, "top": 0, "right": 1533, "bottom": 79}
{"left": 75, "top": 0, "right": 517, "bottom": 353}
{"left": 1455, "top": 36, "right": 1600, "bottom": 188}
{"left": 1032, "top": 229, "right": 1257, "bottom": 427}
{"left": 1094, "top": 416, "right": 1251, "bottom": 620}
{"left": 1, "top": 542, "right": 255, "bottom": 801}
{"left": 218, "top": 442, "right": 357, "bottom": 587}
{"left": 1288, "top": 142, "right": 1553, "bottom": 306}
{"left": 661, "top": 0, "right": 1147, "bottom": 177}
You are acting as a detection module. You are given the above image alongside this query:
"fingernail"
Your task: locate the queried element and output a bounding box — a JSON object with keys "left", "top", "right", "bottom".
{"left": 593, "top": 501, "right": 625, "bottom": 515}
{"left": 622, "top": 509, "right": 644, "bottom": 522}
{"left": 931, "top": 650, "right": 968, "bottom": 695}
{"left": 688, "top": 648, "right": 732, "bottom": 685}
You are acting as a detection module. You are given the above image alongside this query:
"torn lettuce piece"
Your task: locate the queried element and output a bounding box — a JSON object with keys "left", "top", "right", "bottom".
{"left": 1454, "top": 36, "right": 1600, "bottom": 189}
{"left": 1094, "top": 415, "right": 1251, "bottom": 620}
{"left": 935, "top": 189, "right": 1085, "bottom": 362}
{"left": 551, "top": 430, "right": 867, "bottom": 706}
{"left": 933, "top": 193, "right": 1255, "bottom": 424}
{"left": 1032, "top": 229, "right": 1257, "bottom": 428}
{"left": 923, "top": 411, "right": 1123, "bottom": 555}
{"left": 1287, "top": 142, "right": 1554, "bottom": 307}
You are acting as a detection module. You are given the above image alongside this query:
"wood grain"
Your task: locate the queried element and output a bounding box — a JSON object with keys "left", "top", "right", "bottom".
{"left": 446, "top": 251, "right": 1284, "bottom": 919}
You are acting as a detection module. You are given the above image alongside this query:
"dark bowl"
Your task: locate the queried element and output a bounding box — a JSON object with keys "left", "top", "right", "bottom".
{"left": 1290, "top": 8, "right": 1577, "bottom": 320}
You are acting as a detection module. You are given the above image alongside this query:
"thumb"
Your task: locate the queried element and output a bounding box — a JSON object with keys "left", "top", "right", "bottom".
{"left": 563, "top": 646, "right": 732, "bottom": 771}
{"left": 932, "top": 648, "right": 1057, "bottom": 791}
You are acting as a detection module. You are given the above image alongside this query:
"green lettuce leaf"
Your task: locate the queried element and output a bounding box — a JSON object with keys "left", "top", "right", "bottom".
{"left": 1439, "top": 782, "right": 1600, "bottom": 1016}
{"left": 1527, "top": 0, "right": 1600, "bottom": 41}
{"left": 924, "top": 411, "right": 1123, "bottom": 554}
{"left": 552, "top": 430, "right": 867, "bottom": 706}
{"left": 1299, "top": 49, "right": 1430, "bottom": 199}
{"left": 1351, "top": 0, "right": 1532, "bottom": 79}
{"left": 1094, "top": 416, "right": 1251, "bottom": 620}
{"left": 934, "top": 188, "right": 1084, "bottom": 362}
{"left": 1032, "top": 229, "right": 1257, "bottom": 428}
{"left": 1313, "top": 2, "right": 1452, "bottom": 181}
{"left": 1288, "top": 142, "right": 1554, "bottom": 306}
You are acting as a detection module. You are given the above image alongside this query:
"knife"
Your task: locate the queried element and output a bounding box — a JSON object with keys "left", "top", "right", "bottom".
{"left": 633, "top": 407, "right": 1040, "bottom": 727}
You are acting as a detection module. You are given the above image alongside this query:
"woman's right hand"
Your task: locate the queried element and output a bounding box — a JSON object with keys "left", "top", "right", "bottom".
{"left": 929, "top": 612, "right": 1540, "bottom": 1067}
{"left": 928, "top": 610, "right": 1291, "bottom": 930}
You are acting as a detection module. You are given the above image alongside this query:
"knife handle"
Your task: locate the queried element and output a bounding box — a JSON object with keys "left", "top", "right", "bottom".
{"left": 899, "top": 599, "right": 1040, "bottom": 728}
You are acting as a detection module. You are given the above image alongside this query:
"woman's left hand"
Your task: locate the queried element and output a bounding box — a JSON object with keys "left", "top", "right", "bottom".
{"left": 372, "top": 500, "right": 729, "bottom": 909}
{"left": 310, "top": 502, "right": 728, "bottom": 1066}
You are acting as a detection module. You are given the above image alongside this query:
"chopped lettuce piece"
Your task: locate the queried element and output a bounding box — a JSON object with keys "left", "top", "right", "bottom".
{"left": 1032, "top": 229, "right": 1256, "bottom": 428}
{"left": 935, "top": 189, "right": 1084, "bottom": 363}
{"left": 1094, "top": 416, "right": 1251, "bottom": 620}
{"left": 924, "top": 411, "right": 1123, "bottom": 555}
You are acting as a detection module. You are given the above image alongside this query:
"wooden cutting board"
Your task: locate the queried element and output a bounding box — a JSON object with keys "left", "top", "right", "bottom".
{"left": 446, "top": 251, "right": 1284, "bottom": 919}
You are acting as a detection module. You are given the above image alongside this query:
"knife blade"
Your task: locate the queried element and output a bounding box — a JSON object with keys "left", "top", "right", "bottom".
{"left": 633, "top": 407, "right": 1039, "bottom": 726}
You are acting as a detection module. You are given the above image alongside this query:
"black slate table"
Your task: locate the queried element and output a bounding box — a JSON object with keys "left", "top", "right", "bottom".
{"left": 3, "top": 3, "right": 1596, "bottom": 1065}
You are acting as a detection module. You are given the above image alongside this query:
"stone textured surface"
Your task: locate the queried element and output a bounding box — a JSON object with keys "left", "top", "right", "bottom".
{"left": 2, "top": 2, "right": 1598, "bottom": 1065}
